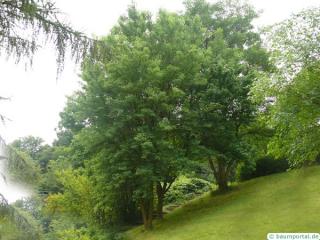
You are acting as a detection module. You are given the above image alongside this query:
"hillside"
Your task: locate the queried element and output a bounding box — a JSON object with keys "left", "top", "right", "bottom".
{"left": 127, "top": 166, "right": 320, "bottom": 240}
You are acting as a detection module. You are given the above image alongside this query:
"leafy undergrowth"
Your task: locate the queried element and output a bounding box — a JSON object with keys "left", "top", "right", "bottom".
{"left": 126, "top": 166, "right": 320, "bottom": 240}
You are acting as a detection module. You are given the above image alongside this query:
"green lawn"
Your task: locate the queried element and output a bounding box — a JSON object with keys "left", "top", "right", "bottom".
{"left": 126, "top": 166, "right": 320, "bottom": 240}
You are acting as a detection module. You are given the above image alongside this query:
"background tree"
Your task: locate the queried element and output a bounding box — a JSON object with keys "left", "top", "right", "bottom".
{"left": 257, "top": 7, "right": 320, "bottom": 96}
{"left": 252, "top": 7, "right": 320, "bottom": 167}
{"left": 183, "top": 0, "right": 271, "bottom": 191}
{"left": 0, "top": 0, "right": 106, "bottom": 228}
{"left": 11, "top": 136, "right": 44, "bottom": 160}
{"left": 0, "top": 193, "right": 42, "bottom": 239}
{"left": 268, "top": 63, "right": 320, "bottom": 167}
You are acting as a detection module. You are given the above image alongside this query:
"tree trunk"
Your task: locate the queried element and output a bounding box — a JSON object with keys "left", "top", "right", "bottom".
{"left": 156, "top": 179, "right": 174, "bottom": 219}
{"left": 217, "top": 160, "right": 229, "bottom": 192}
{"left": 209, "top": 158, "right": 229, "bottom": 192}
{"left": 140, "top": 185, "right": 154, "bottom": 230}
{"left": 141, "top": 200, "right": 153, "bottom": 230}
{"left": 216, "top": 175, "right": 228, "bottom": 192}
{"left": 156, "top": 182, "right": 165, "bottom": 219}
{"left": 156, "top": 194, "right": 164, "bottom": 219}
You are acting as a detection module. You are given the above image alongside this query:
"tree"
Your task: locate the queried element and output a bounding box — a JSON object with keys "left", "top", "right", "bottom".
{"left": 45, "top": 168, "right": 96, "bottom": 223}
{"left": 257, "top": 7, "right": 320, "bottom": 96}
{"left": 0, "top": 0, "right": 103, "bottom": 74}
{"left": 55, "top": 5, "right": 205, "bottom": 229}
{"left": 6, "top": 147, "right": 40, "bottom": 184}
{"left": 53, "top": 2, "right": 271, "bottom": 230}
{"left": 0, "top": 0, "right": 105, "bottom": 127}
{"left": 10, "top": 136, "right": 60, "bottom": 173}
{"left": 0, "top": 193, "right": 42, "bottom": 239}
{"left": 268, "top": 63, "right": 320, "bottom": 167}
{"left": 0, "top": 0, "right": 105, "bottom": 197}
{"left": 0, "top": 0, "right": 106, "bottom": 232}
{"left": 183, "top": 0, "right": 271, "bottom": 191}
{"left": 0, "top": 0, "right": 105, "bottom": 195}
{"left": 11, "top": 136, "right": 44, "bottom": 159}
{"left": 252, "top": 7, "right": 320, "bottom": 167}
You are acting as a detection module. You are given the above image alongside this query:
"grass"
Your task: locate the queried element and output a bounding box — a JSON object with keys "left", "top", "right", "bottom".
{"left": 126, "top": 166, "right": 320, "bottom": 240}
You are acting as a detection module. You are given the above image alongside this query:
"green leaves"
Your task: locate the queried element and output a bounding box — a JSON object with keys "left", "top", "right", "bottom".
{"left": 181, "top": 0, "right": 271, "bottom": 191}
{"left": 53, "top": 0, "right": 271, "bottom": 226}
{"left": 251, "top": 7, "right": 320, "bottom": 167}
{"left": 268, "top": 63, "right": 320, "bottom": 166}
{"left": 0, "top": 0, "right": 103, "bottom": 75}
{"left": 263, "top": 7, "right": 320, "bottom": 87}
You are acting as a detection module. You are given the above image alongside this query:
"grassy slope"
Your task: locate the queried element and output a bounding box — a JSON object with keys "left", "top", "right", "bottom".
{"left": 127, "top": 166, "right": 320, "bottom": 240}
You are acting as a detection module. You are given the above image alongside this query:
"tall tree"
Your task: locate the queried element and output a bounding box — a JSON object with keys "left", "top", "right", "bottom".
{"left": 268, "top": 63, "right": 320, "bottom": 167}
{"left": 52, "top": 0, "right": 271, "bottom": 230}
{"left": 183, "top": 0, "right": 271, "bottom": 191}
{"left": 56, "top": 6, "right": 204, "bottom": 229}
{"left": 253, "top": 7, "right": 320, "bottom": 167}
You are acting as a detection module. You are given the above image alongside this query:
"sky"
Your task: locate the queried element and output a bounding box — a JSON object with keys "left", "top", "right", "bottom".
{"left": 0, "top": 0, "right": 319, "bottom": 145}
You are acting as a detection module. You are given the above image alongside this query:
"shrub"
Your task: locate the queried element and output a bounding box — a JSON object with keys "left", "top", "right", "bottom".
{"left": 164, "top": 176, "right": 212, "bottom": 205}
{"left": 255, "top": 156, "right": 289, "bottom": 177}
{"left": 237, "top": 160, "right": 256, "bottom": 181}
{"left": 238, "top": 156, "right": 289, "bottom": 181}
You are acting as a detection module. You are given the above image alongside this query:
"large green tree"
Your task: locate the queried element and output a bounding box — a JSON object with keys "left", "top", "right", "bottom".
{"left": 253, "top": 7, "right": 320, "bottom": 167}
{"left": 51, "top": 0, "right": 271, "bottom": 231}
{"left": 56, "top": 5, "right": 204, "bottom": 229}
{"left": 269, "top": 63, "right": 320, "bottom": 166}
{"left": 183, "top": 0, "right": 271, "bottom": 191}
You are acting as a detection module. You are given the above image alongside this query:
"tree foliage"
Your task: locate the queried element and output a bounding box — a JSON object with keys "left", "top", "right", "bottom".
{"left": 50, "top": 1, "right": 272, "bottom": 231}
{"left": 0, "top": 0, "right": 104, "bottom": 74}
{"left": 260, "top": 7, "right": 320, "bottom": 93}
{"left": 269, "top": 63, "right": 320, "bottom": 166}
{"left": 11, "top": 136, "right": 44, "bottom": 159}
{"left": 255, "top": 7, "right": 320, "bottom": 167}
{"left": 183, "top": 0, "right": 270, "bottom": 191}
{"left": 72, "top": 6, "right": 200, "bottom": 228}
{"left": 6, "top": 0, "right": 317, "bottom": 237}
{"left": 0, "top": 194, "right": 42, "bottom": 240}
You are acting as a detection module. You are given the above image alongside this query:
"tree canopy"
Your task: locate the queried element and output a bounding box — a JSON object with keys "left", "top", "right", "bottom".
{"left": 254, "top": 7, "right": 320, "bottom": 167}
{"left": 269, "top": 63, "right": 320, "bottom": 166}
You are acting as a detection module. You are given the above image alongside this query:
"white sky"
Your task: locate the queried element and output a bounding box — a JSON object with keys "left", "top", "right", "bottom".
{"left": 0, "top": 0, "right": 319, "bottom": 145}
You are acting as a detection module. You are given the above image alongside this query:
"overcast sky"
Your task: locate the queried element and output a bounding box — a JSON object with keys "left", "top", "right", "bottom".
{"left": 0, "top": 0, "right": 319, "bottom": 144}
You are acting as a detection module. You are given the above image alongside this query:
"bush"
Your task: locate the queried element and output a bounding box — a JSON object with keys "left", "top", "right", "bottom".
{"left": 238, "top": 156, "right": 289, "bottom": 181}
{"left": 237, "top": 160, "right": 256, "bottom": 181}
{"left": 255, "top": 156, "right": 289, "bottom": 176}
{"left": 164, "top": 176, "right": 212, "bottom": 205}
